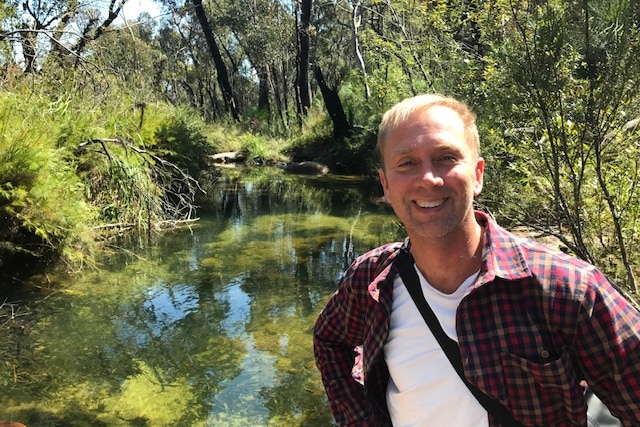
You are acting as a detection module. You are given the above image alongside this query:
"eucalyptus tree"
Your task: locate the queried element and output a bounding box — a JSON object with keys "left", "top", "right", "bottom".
{"left": 295, "top": 0, "right": 312, "bottom": 117}
{"left": 212, "top": 0, "right": 297, "bottom": 130}
{"left": 91, "top": 15, "right": 159, "bottom": 88}
{"left": 306, "top": 1, "right": 357, "bottom": 138}
{"left": 156, "top": 0, "right": 301, "bottom": 125}
{"left": 191, "top": 0, "right": 241, "bottom": 121}
{"left": 2, "top": 0, "right": 130, "bottom": 73}
{"left": 304, "top": 0, "right": 475, "bottom": 124}
{"left": 350, "top": 0, "right": 370, "bottom": 99}
{"left": 153, "top": 0, "right": 249, "bottom": 121}
{"left": 156, "top": 4, "right": 227, "bottom": 120}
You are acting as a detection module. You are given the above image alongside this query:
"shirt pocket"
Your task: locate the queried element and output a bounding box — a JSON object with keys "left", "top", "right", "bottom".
{"left": 501, "top": 351, "right": 585, "bottom": 426}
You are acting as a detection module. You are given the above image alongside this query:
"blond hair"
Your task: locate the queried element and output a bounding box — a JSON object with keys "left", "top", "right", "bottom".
{"left": 377, "top": 94, "right": 480, "bottom": 166}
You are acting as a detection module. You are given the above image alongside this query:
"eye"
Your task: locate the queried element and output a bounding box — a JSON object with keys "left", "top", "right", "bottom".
{"left": 439, "top": 154, "right": 458, "bottom": 163}
{"left": 397, "top": 159, "right": 417, "bottom": 168}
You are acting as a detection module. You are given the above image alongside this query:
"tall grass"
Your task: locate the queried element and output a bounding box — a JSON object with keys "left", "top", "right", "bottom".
{"left": 0, "top": 86, "right": 214, "bottom": 275}
{"left": 0, "top": 92, "right": 96, "bottom": 271}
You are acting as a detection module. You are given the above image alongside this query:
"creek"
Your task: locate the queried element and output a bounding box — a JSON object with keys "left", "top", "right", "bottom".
{"left": 0, "top": 167, "right": 402, "bottom": 427}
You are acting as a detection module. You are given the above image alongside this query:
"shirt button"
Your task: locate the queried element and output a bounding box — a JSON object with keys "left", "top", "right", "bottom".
{"left": 541, "top": 349, "right": 550, "bottom": 359}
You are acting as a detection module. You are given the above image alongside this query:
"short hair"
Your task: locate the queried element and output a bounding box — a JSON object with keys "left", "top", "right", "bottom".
{"left": 377, "top": 94, "right": 480, "bottom": 166}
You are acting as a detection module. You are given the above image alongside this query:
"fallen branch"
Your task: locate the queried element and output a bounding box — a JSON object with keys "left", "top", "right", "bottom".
{"left": 77, "top": 137, "right": 206, "bottom": 230}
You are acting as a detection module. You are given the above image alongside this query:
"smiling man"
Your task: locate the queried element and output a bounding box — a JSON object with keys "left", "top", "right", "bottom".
{"left": 378, "top": 100, "right": 484, "bottom": 295}
{"left": 313, "top": 94, "right": 640, "bottom": 426}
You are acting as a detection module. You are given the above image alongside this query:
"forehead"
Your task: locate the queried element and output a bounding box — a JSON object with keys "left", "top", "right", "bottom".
{"left": 385, "top": 107, "right": 467, "bottom": 151}
{"left": 407, "top": 105, "right": 464, "bottom": 130}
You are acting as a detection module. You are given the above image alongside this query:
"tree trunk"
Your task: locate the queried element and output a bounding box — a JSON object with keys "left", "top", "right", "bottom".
{"left": 257, "top": 64, "right": 271, "bottom": 112}
{"left": 281, "top": 58, "right": 291, "bottom": 127}
{"left": 295, "top": 0, "right": 312, "bottom": 118}
{"left": 313, "top": 65, "right": 351, "bottom": 140}
{"left": 20, "top": 28, "right": 37, "bottom": 73}
{"left": 192, "top": 0, "right": 241, "bottom": 122}
{"left": 351, "top": 1, "right": 370, "bottom": 100}
{"left": 270, "top": 64, "right": 286, "bottom": 129}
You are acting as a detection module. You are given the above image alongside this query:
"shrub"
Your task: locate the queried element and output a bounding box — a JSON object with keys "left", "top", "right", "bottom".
{"left": 153, "top": 110, "right": 214, "bottom": 176}
{"left": 0, "top": 92, "right": 96, "bottom": 272}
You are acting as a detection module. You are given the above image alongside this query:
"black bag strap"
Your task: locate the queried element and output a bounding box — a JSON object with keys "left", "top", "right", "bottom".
{"left": 395, "top": 248, "right": 525, "bottom": 427}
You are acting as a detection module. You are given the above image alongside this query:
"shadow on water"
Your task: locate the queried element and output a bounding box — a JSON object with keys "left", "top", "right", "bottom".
{"left": 0, "top": 167, "right": 404, "bottom": 427}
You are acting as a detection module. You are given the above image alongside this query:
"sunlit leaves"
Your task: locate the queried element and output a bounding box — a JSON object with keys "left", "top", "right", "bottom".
{"left": 0, "top": 92, "right": 96, "bottom": 267}
{"left": 479, "top": 0, "right": 640, "bottom": 289}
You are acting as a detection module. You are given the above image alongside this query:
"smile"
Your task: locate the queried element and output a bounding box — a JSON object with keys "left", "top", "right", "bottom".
{"left": 415, "top": 199, "right": 445, "bottom": 208}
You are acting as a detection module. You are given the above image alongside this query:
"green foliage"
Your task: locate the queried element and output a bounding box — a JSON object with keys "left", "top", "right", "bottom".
{"left": 0, "top": 73, "right": 220, "bottom": 275}
{"left": 77, "top": 140, "right": 163, "bottom": 227}
{"left": 0, "top": 91, "right": 96, "bottom": 270}
{"left": 339, "top": 75, "right": 380, "bottom": 132}
{"left": 285, "top": 110, "right": 333, "bottom": 162}
{"left": 473, "top": 0, "right": 640, "bottom": 290}
{"left": 153, "top": 110, "right": 214, "bottom": 175}
{"left": 203, "top": 122, "right": 246, "bottom": 153}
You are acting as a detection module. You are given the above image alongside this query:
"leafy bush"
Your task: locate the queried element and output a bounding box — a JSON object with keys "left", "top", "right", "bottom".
{"left": 0, "top": 92, "right": 96, "bottom": 272}
{"left": 153, "top": 111, "right": 214, "bottom": 175}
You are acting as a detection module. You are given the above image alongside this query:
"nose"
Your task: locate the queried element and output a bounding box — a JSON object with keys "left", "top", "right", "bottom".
{"left": 418, "top": 162, "right": 444, "bottom": 187}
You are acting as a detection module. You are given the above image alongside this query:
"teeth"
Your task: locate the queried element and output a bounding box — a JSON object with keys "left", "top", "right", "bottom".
{"left": 416, "top": 199, "right": 444, "bottom": 208}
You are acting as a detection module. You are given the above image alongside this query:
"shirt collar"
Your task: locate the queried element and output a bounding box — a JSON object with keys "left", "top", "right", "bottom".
{"left": 475, "top": 210, "right": 532, "bottom": 285}
{"left": 368, "top": 211, "right": 533, "bottom": 301}
{"left": 399, "top": 210, "right": 532, "bottom": 283}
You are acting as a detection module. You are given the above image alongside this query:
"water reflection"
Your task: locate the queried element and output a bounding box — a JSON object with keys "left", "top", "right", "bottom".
{"left": 0, "top": 167, "right": 403, "bottom": 426}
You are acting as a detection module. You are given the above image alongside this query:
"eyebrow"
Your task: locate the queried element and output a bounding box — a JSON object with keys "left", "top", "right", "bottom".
{"left": 390, "top": 142, "right": 465, "bottom": 158}
{"left": 389, "top": 144, "right": 419, "bottom": 158}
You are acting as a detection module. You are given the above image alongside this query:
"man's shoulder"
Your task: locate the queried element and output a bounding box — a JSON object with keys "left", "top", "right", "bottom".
{"left": 498, "top": 225, "right": 597, "bottom": 273}
{"left": 482, "top": 211, "right": 597, "bottom": 272}
{"left": 345, "top": 242, "right": 403, "bottom": 279}
{"left": 356, "top": 242, "right": 404, "bottom": 263}
{"left": 480, "top": 212, "right": 640, "bottom": 310}
{"left": 482, "top": 214, "right": 603, "bottom": 291}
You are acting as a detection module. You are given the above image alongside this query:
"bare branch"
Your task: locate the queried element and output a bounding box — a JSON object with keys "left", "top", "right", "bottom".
{"left": 76, "top": 137, "right": 205, "bottom": 231}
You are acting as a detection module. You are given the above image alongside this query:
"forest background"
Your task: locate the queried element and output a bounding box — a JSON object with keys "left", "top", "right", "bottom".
{"left": 1, "top": 0, "right": 639, "bottom": 295}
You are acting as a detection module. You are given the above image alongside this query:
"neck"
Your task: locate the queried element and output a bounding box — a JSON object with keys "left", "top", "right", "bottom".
{"left": 409, "top": 221, "right": 484, "bottom": 294}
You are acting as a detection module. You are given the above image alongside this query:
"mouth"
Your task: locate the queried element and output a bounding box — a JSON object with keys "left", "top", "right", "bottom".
{"left": 415, "top": 198, "right": 445, "bottom": 208}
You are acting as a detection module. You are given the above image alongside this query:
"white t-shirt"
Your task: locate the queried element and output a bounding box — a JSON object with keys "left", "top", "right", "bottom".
{"left": 384, "top": 265, "right": 488, "bottom": 427}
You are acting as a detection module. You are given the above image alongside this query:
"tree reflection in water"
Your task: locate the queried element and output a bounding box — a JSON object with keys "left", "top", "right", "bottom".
{"left": 0, "top": 167, "right": 403, "bottom": 426}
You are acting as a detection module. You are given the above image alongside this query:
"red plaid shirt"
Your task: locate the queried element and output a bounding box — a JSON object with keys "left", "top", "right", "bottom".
{"left": 314, "top": 211, "right": 640, "bottom": 426}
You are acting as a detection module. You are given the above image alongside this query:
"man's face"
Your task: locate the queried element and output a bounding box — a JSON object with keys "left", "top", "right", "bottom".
{"left": 378, "top": 106, "right": 484, "bottom": 240}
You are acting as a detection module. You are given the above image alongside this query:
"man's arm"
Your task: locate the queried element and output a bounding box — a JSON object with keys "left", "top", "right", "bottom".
{"left": 575, "top": 270, "right": 640, "bottom": 422}
{"left": 313, "top": 267, "right": 372, "bottom": 426}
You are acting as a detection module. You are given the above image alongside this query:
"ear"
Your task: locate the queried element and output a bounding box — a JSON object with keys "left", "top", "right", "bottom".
{"left": 379, "top": 168, "right": 390, "bottom": 198}
{"left": 474, "top": 157, "right": 485, "bottom": 197}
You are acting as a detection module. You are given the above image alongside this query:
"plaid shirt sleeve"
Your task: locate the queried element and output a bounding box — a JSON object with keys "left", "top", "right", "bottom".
{"left": 573, "top": 267, "right": 640, "bottom": 422}
{"left": 313, "top": 244, "right": 397, "bottom": 427}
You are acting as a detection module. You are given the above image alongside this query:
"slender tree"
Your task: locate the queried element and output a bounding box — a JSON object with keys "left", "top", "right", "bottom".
{"left": 313, "top": 65, "right": 351, "bottom": 140}
{"left": 192, "top": 0, "right": 240, "bottom": 121}
{"left": 295, "top": 0, "right": 312, "bottom": 119}
{"left": 351, "top": 1, "right": 370, "bottom": 100}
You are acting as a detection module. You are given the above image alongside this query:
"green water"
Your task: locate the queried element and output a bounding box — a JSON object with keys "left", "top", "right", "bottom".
{"left": 0, "top": 167, "right": 402, "bottom": 426}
